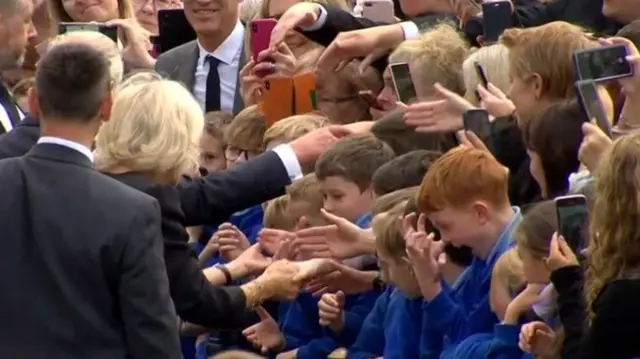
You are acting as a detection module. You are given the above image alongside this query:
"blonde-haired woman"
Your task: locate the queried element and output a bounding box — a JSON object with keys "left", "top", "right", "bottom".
{"left": 94, "top": 72, "right": 303, "bottom": 329}
{"left": 461, "top": 44, "right": 511, "bottom": 106}
{"left": 543, "top": 133, "right": 640, "bottom": 359}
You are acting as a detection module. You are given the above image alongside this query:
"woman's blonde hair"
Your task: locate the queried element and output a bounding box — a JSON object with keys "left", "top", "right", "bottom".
{"left": 94, "top": 72, "right": 203, "bottom": 182}
{"left": 587, "top": 133, "right": 640, "bottom": 320}
{"left": 462, "top": 44, "right": 511, "bottom": 105}
{"left": 389, "top": 23, "right": 468, "bottom": 97}
{"left": 48, "top": 31, "right": 124, "bottom": 85}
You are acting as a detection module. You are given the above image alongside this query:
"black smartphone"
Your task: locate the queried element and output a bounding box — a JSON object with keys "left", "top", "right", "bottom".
{"left": 575, "top": 80, "right": 611, "bottom": 136}
{"left": 555, "top": 195, "right": 589, "bottom": 254}
{"left": 389, "top": 62, "right": 418, "bottom": 104}
{"left": 482, "top": 1, "right": 513, "bottom": 44}
{"left": 474, "top": 62, "right": 489, "bottom": 101}
{"left": 157, "top": 9, "right": 197, "bottom": 54}
{"left": 58, "top": 22, "right": 118, "bottom": 43}
{"left": 573, "top": 45, "right": 633, "bottom": 82}
{"left": 462, "top": 109, "right": 492, "bottom": 140}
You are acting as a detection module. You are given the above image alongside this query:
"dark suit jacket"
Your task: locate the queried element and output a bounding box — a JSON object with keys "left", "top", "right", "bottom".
{"left": 155, "top": 40, "right": 246, "bottom": 115}
{"left": 0, "top": 143, "right": 180, "bottom": 359}
{"left": 300, "top": 5, "right": 459, "bottom": 73}
{"left": 0, "top": 115, "right": 39, "bottom": 159}
{"left": 107, "top": 171, "right": 255, "bottom": 329}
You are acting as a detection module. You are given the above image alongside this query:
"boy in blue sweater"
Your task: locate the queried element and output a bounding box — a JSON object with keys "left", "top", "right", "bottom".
{"left": 275, "top": 134, "right": 396, "bottom": 359}
{"left": 406, "top": 146, "right": 523, "bottom": 354}
{"left": 345, "top": 198, "right": 472, "bottom": 359}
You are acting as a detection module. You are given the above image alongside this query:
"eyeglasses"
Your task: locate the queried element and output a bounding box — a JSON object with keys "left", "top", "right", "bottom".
{"left": 224, "top": 145, "right": 262, "bottom": 161}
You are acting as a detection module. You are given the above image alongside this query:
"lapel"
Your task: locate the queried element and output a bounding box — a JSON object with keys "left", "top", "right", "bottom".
{"left": 174, "top": 42, "right": 199, "bottom": 92}
{"left": 232, "top": 47, "right": 246, "bottom": 115}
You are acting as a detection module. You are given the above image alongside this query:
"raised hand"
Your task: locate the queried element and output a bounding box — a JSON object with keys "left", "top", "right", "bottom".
{"left": 400, "top": 212, "right": 443, "bottom": 299}
{"left": 504, "top": 284, "right": 544, "bottom": 324}
{"left": 293, "top": 258, "right": 338, "bottom": 283}
{"left": 477, "top": 83, "right": 515, "bottom": 118}
{"left": 403, "top": 83, "right": 473, "bottom": 133}
{"left": 227, "top": 243, "right": 273, "bottom": 279}
{"left": 305, "top": 265, "right": 378, "bottom": 297}
{"left": 545, "top": 232, "right": 579, "bottom": 272}
{"left": 239, "top": 59, "right": 264, "bottom": 106}
{"left": 318, "top": 291, "right": 346, "bottom": 332}
{"left": 270, "top": 2, "right": 323, "bottom": 48}
{"left": 293, "top": 209, "right": 369, "bottom": 259}
{"left": 255, "top": 42, "right": 299, "bottom": 76}
{"left": 578, "top": 121, "right": 612, "bottom": 172}
{"left": 259, "top": 228, "right": 295, "bottom": 256}
{"left": 216, "top": 222, "right": 250, "bottom": 262}
{"left": 254, "top": 260, "right": 303, "bottom": 300}
{"left": 242, "top": 306, "right": 285, "bottom": 353}
{"left": 289, "top": 126, "right": 353, "bottom": 167}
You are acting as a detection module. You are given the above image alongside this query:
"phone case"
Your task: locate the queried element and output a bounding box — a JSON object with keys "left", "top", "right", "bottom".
{"left": 259, "top": 76, "right": 294, "bottom": 127}
{"left": 482, "top": 1, "right": 512, "bottom": 43}
{"left": 361, "top": 0, "right": 395, "bottom": 23}
{"left": 293, "top": 72, "right": 317, "bottom": 115}
{"left": 250, "top": 19, "right": 278, "bottom": 61}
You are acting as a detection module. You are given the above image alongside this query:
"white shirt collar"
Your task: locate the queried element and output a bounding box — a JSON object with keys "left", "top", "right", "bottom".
{"left": 197, "top": 20, "right": 244, "bottom": 65}
{"left": 38, "top": 136, "right": 94, "bottom": 163}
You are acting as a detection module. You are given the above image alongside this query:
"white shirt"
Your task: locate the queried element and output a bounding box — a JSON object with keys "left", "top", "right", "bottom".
{"left": 0, "top": 103, "right": 25, "bottom": 133}
{"left": 271, "top": 144, "right": 303, "bottom": 182}
{"left": 38, "top": 136, "right": 94, "bottom": 162}
{"left": 193, "top": 21, "right": 245, "bottom": 113}
{"left": 303, "top": 5, "right": 420, "bottom": 40}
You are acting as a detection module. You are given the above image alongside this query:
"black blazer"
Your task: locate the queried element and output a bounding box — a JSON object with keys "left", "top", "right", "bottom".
{"left": 0, "top": 143, "right": 180, "bottom": 359}
{"left": 107, "top": 171, "right": 255, "bottom": 329}
{"left": 0, "top": 115, "right": 39, "bottom": 159}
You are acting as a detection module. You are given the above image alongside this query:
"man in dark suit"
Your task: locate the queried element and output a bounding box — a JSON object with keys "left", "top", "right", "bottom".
{"left": 0, "top": 0, "right": 37, "bottom": 134}
{"left": 0, "top": 43, "right": 180, "bottom": 359}
{"left": 155, "top": 0, "right": 245, "bottom": 115}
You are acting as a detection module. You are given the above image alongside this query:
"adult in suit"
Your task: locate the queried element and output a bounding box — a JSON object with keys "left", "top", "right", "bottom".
{"left": 94, "top": 72, "right": 344, "bottom": 329}
{"left": 155, "top": 0, "right": 246, "bottom": 114}
{"left": 0, "top": 43, "right": 180, "bottom": 359}
{"left": 0, "top": 0, "right": 36, "bottom": 134}
{"left": 0, "top": 31, "right": 125, "bottom": 158}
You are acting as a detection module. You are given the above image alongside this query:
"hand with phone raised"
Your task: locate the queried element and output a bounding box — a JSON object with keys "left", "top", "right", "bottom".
{"left": 578, "top": 122, "right": 612, "bottom": 173}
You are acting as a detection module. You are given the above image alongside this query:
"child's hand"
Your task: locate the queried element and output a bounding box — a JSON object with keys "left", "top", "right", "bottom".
{"left": 242, "top": 306, "right": 285, "bottom": 354}
{"left": 227, "top": 243, "right": 273, "bottom": 278}
{"left": 259, "top": 228, "right": 295, "bottom": 256}
{"left": 400, "top": 212, "right": 444, "bottom": 299}
{"left": 217, "top": 222, "right": 250, "bottom": 262}
{"left": 504, "top": 284, "right": 544, "bottom": 324}
{"left": 519, "top": 321, "right": 557, "bottom": 357}
{"left": 318, "top": 291, "right": 346, "bottom": 332}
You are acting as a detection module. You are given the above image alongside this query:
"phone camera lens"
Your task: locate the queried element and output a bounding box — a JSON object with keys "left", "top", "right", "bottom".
{"left": 252, "top": 24, "right": 257, "bottom": 32}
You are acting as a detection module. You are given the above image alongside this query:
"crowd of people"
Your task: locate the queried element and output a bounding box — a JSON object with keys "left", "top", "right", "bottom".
{"left": 0, "top": 0, "right": 639, "bottom": 358}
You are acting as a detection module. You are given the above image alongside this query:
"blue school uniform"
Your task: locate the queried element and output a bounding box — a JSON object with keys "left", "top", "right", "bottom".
{"left": 280, "top": 291, "right": 380, "bottom": 359}
{"left": 449, "top": 324, "right": 534, "bottom": 359}
{"left": 423, "top": 207, "right": 522, "bottom": 355}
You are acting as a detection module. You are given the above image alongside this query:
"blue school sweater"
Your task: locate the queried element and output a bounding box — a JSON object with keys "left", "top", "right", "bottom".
{"left": 196, "top": 204, "right": 264, "bottom": 268}
{"left": 448, "top": 323, "right": 534, "bottom": 359}
{"left": 423, "top": 208, "right": 522, "bottom": 354}
{"left": 347, "top": 288, "right": 423, "bottom": 359}
{"left": 280, "top": 291, "right": 380, "bottom": 359}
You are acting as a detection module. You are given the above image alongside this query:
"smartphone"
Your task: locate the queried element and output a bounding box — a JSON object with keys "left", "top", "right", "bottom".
{"left": 573, "top": 45, "right": 633, "bottom": 82}
{"left": 462, "top": 109, "right": 492, "bottom": 140}
{"left": 555, "top": 195, "right": 589, "bottom": 254}
{"left": 389, "top": 62, "right": 417, "bottom": 105}
{"left": 358, "top": 90, "right": 383, "bottom": 110}
{"left": 260, "top": 77, "right": 295, "bottom": 127}
{"left": 58, "top": 22, "right": 118, "bottom": 43}
{"left": 575, "top": 80, "right": 611, "bottom": 136}
{"left": 482, "top": 1, "right": 513, "bottom": 44}
{"left": 250, "top": 19, "right": 277, "bottom": 61}
{"left": 293, "top": 72, "right": 318, "bottom": 114}
{"left": 157, "top": 9, "right": 197, "bottom": 54}
{"left": 362, "top": 0, "right": 395, "bottom": 23}
{"left": 474, "top": 62, "right": 489, "bottom": 101}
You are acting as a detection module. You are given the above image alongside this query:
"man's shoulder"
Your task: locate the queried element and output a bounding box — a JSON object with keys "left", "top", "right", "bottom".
{"left": 156, "top": 41, "right": 197, "bottom": 66}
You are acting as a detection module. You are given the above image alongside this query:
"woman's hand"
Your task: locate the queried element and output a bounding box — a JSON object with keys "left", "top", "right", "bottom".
{"left": 477, "top": 83, "right": 515, "bottom": 118}
{"left": 106, "top": 18, "right": 155, "bottom": 69}
{"left": 239, "top": 59, "right": 264, "bottom": 106}
{"left": 578, "top": 122, "right": 612, "bottom": 172}
{"left": 403, "top": 83, "right": 474, "bottom": 133}
{"left": 255, "top": 42, "right": 298, "bottom": 77}
{"left": 545, "top": 232, "right": 579, "bottom": 271}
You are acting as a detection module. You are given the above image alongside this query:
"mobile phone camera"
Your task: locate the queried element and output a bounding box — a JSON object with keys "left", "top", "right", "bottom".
{"left": 251, "top": 23, "right": 258, "bottom": 32}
